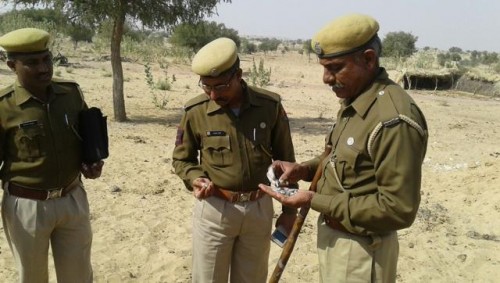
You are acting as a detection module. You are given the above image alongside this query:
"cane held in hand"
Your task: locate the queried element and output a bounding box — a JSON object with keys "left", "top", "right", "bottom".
{"left": 269, "top": 144, "right": 332, "bottom": 283}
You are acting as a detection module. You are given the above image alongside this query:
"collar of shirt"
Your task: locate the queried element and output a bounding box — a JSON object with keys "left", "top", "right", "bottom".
{"left": 14, "top": 79, "right": 68, "bottom": 106}
{"left": 344, "top": 68, "right": 389, "bottom": 118}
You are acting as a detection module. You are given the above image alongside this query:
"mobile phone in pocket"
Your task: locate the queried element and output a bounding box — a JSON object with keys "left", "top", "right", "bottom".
{"left": 271, "top": 225, "right": 288, "bottom": 248}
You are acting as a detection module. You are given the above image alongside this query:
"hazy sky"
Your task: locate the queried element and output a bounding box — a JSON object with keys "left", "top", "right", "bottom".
{"left": 207, "top": 0, "right": 500, "bottom": 52}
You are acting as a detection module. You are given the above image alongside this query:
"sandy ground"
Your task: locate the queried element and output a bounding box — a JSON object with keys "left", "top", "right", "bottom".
{"left": 1, "top": 52, "right": 499, "bottom": 282}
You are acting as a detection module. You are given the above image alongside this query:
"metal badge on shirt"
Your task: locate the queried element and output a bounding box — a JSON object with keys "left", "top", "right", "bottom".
{"left": 19, "top": 120, "right": 41, "bottom": 129}
{"left": 206, "top": 131, "right": 226, "bottom": 137}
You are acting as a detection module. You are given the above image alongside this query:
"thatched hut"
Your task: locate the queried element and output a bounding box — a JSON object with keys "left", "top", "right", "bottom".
{"left": 401, "top": 68, "right": 500, "bottom": 97}
{"left": 455, "top": 71, "right": 500, "bottom": 96}
{"left": 401, "top": 69, "right": 462, "bottom": 91}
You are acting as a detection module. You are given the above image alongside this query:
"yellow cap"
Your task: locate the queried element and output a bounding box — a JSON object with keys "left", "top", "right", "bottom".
{"left": 191, "top": 37, "right": 238, "bottom": 77}
{"left": 311, "top": 14, "right": 379, "bottom": 59}
{"left": 0, "top": 28, "right": 50, "bottom": 54}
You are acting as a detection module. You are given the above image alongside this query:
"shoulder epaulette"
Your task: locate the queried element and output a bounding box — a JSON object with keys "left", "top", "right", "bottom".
{"left": 0, "top": 85, "right": 14, "bottom": 98}
{"left": 376, "top": 86, "right": 400, "bottom": 123}
{"left": 184, "top": 94, "right": 209, "bottom": 111}
{"left": 248, "top": 85, "right": 281, "bottom": 103}
{"left": 367, "top": 85, "right": 426, "bottom": 160}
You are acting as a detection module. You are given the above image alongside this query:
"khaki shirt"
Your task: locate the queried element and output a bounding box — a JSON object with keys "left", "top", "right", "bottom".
{"left": 0, "top": 78, "right": 86, "bottom": 189}
{"left": 172, "top": 81, "right": 295, "bottom": 191}
{"left": 305, "top": 69, "right": 428, "bottom": 235}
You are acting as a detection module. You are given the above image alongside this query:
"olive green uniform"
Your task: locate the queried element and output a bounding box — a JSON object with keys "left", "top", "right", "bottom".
{"left": 303, "top": 69, "right": 428, "bottom": 282}
{"left": 0, "top": 79, "right": 93, "bottom": 283}
{"left": 172, "top": 81, "right": 295, "bottom": 283}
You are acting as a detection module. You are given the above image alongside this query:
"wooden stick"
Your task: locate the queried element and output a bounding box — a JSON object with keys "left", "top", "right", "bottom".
{"left": 269, "top": 144, "right": 332, "bottom": 283}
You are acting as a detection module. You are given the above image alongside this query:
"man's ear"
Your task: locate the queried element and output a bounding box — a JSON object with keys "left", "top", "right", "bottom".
{"left": 362, "top": 49, "right": 377, "bottom": 69}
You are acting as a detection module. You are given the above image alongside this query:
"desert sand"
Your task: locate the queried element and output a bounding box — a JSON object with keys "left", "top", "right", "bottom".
{"left": 1, "top": 51, "right": 499, "bottom": 282}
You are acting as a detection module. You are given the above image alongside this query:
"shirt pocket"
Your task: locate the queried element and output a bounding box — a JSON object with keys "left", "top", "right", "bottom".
{"left": 248, "top": 129, "right": 272, "bottom": 166}
{"left": 335, "top": 145, "right": 360, "bottom": 189}
{"left": 202, "top": 135, "right": 232, "bottom": 167}
{"left": 14, "top": 124, "right": 46, "bottom": 160}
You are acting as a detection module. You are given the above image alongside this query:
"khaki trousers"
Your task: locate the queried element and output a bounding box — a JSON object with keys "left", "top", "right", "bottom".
{"left": 1, "top": 184, "right": 93, "bottom": 283}
{"left": 192, "top": 195, "right": 273, "bottom": 283}
{"left": 317, "top": 216, "right": 399, "bottom": 283}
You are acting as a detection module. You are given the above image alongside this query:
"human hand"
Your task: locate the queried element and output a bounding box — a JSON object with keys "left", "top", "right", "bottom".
{"left": 192, "top": 177, "right": 213, "bottom": 199}
{"left": 81, "top": 160, "right": 104, "bottom": 179}
{"left": 258, "top": 183, "right": 314, "bottom": 209}
{"left": 270, "top": 160, "right": 308, "bottom": 186}
{"left": 276, "top": 212, "right": 297, "bottom": 235}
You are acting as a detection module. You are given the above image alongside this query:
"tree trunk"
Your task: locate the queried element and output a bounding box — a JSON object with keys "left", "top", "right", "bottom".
{"left": 111, "top": 10, "right": 127, "bottom": 122}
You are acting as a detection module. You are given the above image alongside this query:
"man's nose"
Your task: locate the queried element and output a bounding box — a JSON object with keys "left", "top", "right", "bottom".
{"left": 209, "top": 90, "right": 219, "bottom": 100}
{"left": 323, "top": 69, "right": 335, "bottom": 84}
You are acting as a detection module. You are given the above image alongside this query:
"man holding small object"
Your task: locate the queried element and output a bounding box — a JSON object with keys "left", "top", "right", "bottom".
{"left": 172, "top": 37, "right": 296, "bottom": 283}
{"left": 260, "top": 14, "right": 428, "bottom": 282}
{"left": 0, "top": 28, "right": 104, "bottom": 282}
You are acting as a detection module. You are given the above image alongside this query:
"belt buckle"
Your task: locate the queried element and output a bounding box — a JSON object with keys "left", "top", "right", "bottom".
{"left": 46, "top": 188, "right": 63, "bottom": 200}
{"left": 238, "top": 192, "right": 251, "bottom": 202}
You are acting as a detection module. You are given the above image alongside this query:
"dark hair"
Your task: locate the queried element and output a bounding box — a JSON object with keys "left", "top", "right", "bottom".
{"left": 365, "top": 35, "right": 382, "bottom": 57}
{"left": 354, "top": 35, "right": 381, "bottom": 66}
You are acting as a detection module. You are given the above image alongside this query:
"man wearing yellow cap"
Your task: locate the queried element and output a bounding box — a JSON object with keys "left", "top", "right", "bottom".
{"left": 259, "top": 14, "right": 428, "bottom": 282}
{"left": 172, "top": 37, "right": 296, "bottom": 282}
{"left": 0, "top": 28, "right": 103, "bottom": 282}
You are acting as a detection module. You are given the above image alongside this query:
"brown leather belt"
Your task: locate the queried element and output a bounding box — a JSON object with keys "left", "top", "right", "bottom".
{"left": 323, "top": 214, "right": 352, "bottom": 234}
{"left": 212, "top": 187, "right": 265, "bottom": 203}
{"left": 6, "top": 178, "right": 80, "bottom": 201}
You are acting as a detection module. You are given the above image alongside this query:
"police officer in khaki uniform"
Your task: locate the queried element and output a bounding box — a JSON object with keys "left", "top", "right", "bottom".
{"left": 259, "top": 14, "right": 428, "bottom": 282}
{"left": 172, "top": 38, "right": 296, "bottom": 283}
{"left": 0, "top": 28, "right": 103, "bottom": 283}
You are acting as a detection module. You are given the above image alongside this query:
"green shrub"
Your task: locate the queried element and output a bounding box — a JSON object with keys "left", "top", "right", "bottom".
{"left": 494, "top": 63, "right": 500, "bottom": 74}
{"left": 155, "top": 78, "right": 171, "bottom": 91}
{"left": 144, "top": 62, "right": 171, "bottom": 109}
{"left": 248, "top": 58, "right": 271, "bottom": 87}
{"left": 169, "top": 21, "right": 240, "bottom": 53}
{"left": 382, "top": 31, "right": 417, "bottom": 58}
